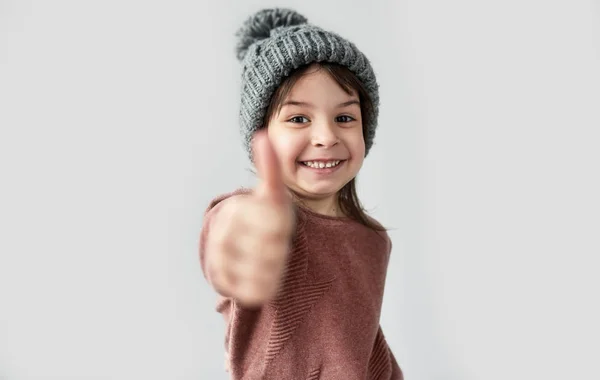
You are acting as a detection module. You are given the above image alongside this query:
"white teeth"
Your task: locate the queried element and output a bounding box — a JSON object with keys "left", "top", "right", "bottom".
{"left": 302, "top": 160, "right": 341, "bottom": 169}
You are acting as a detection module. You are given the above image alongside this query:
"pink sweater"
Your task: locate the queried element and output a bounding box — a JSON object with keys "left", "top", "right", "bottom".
{"left": 200, "top": 189, "right": 403, "bottom": 379}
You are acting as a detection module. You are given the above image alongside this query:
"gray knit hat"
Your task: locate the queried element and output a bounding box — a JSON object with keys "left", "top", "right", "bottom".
{"left": 235, "top": 8, "right": 380, "bottom": 159}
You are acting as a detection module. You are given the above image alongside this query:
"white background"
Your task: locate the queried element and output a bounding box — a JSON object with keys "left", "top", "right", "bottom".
{"left": 1, "top": 0, "right": 599, "bottom": 379}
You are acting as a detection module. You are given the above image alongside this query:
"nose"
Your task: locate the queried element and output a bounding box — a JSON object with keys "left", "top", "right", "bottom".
{"left": 311, "top": 120, "right": 339, "bottom": 148}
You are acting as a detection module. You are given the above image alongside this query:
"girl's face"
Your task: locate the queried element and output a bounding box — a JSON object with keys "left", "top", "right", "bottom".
{"left": 266, "top": 64, "right": 365, "bottom": 203}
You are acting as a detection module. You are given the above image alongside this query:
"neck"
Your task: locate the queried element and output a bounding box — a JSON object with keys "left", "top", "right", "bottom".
{"left": 291, "top": 191, "right": 344, "bottom": 217}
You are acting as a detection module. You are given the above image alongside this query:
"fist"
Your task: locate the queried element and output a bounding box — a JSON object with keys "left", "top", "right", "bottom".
{"left": 206, "top": 131, "right": 294, "bottom": 307}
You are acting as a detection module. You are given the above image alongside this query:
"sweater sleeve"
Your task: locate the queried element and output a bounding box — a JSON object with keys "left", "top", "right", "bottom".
{"left": 390, "top": 350, "right": 404, "bottom": 380}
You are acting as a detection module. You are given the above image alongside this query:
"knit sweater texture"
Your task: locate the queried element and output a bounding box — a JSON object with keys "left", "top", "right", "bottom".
{"left": 199, "top": 189, "right": 403, "bottom": 379}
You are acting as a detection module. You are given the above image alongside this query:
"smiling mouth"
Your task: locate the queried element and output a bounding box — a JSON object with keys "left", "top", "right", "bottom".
{"left": 299, "top": 160, "right": 345, "bottom": 169}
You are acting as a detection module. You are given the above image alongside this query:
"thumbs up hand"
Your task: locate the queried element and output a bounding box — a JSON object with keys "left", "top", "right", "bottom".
{"left": 205, "top": 130, "right": 295, "bottom": 307}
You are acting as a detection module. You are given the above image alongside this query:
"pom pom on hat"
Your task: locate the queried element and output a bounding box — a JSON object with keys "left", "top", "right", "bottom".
{"left": 235, "top": 8, "right": 308, "bottom": 61}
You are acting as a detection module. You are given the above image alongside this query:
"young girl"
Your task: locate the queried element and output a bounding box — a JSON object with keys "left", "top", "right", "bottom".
{"left": 199, "top": 8, "right": 403, "bottom": 379}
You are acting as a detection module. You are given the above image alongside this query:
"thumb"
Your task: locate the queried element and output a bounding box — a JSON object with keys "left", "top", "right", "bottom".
{"left": 252, "top": 130, "right": 287, "bottom": 204}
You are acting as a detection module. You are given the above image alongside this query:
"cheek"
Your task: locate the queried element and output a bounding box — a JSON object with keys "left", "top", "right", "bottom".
{"left": 268, "top": 129, "right": 306, "bottom": 166}
{"left": 355, "top": 139, "right": 366, "bottom": 158}
{"left": 346, "top": 129, "right": 366, "bottom": 158}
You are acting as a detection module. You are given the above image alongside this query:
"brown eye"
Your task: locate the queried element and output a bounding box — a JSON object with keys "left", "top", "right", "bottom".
{"left": 336, "top": 115, "right": 355, "bottom": 123}
{"left": 288, "top": 116, "right": 309, "bottom": 123}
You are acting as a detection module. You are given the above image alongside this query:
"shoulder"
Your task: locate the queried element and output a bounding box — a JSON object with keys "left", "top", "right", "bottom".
{"left": 363, "top": 214, "right": 392, "bottom": 255}
{"left": 203, "top": 187, "right": 252, "bottom": 215}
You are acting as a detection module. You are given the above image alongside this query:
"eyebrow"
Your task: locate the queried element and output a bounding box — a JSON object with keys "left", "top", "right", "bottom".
{"left": 281, "top": 99, "right": 360, "bottom": 108}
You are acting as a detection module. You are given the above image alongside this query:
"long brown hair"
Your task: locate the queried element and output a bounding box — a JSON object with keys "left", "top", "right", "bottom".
{"left": 261, "top": 62, "right": 386, "bottom": 231}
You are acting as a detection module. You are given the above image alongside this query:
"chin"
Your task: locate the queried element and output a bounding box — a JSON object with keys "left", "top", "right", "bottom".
{"left": 295, "top": 182, "right": 346, "bottom": 199}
